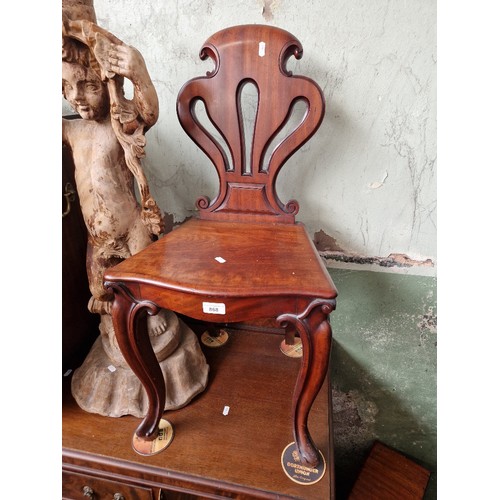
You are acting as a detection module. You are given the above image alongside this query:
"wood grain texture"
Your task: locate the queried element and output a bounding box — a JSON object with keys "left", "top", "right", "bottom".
{"left": 63, "top": 329, "right": 334, "bottom": 499}
{"left": 106, "top": 220, "right": 336, "bottom": 301}
{"left": 177, "top": 24, "right": 325, "bottom": 224}
{"left": 348, "top": 441, "right": 430, "bottom": 499}
{"left": 62, "top": 470, "right": 154, "bottom": 499}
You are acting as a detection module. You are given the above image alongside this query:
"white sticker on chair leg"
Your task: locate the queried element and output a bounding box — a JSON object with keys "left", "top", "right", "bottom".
{"left": 223, "top": 406, "right": 230, "bottom": 416}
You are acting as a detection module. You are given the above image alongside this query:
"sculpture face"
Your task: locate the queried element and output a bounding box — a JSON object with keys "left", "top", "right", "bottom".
{"left": 62, "top": 61, "right": 109, "bottom": 120}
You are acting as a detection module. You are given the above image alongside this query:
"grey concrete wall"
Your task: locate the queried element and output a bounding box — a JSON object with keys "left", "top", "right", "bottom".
{"left": 63, "top": 0, "right": 436, "bottom": 270}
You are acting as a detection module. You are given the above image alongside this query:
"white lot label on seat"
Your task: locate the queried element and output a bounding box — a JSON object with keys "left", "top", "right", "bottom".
{"left": 259, "top": 41, "right": 266, "bottom": 57}
{"left": 202, "top": 302, "right": 226, "bottom": 315}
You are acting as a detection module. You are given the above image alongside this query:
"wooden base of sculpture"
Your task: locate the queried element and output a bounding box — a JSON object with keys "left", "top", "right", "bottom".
{"left": 71, "top": 311, "right": 209, "bottom": 417}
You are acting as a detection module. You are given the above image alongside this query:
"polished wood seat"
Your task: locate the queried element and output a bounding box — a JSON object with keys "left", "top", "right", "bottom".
{"left": 104, "top": 24, "right": 338, "bottom": 468}
{"left": 113, "top": 219, "right": 334, "bottom": 309}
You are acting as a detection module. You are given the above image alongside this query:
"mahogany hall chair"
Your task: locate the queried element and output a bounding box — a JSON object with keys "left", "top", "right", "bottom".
{"left": 104, "top": 24, "right": 338, "bottom": 467}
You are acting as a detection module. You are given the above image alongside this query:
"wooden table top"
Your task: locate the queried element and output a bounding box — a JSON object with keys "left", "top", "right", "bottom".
{"left": 63, "top": 327, "right": 334, "bottom": 499}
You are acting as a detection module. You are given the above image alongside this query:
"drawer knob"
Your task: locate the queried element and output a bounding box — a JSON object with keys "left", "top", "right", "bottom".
{"left": 82, "top": 485, "right": 94, "bottom": 498}
{"left": 114, "top": 494, "right": 125, "bottom": 500}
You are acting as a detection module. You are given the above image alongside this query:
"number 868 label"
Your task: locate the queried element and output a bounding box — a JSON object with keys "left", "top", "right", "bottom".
{"left": 202, "top": 302, "right": 226, "bottom": 315}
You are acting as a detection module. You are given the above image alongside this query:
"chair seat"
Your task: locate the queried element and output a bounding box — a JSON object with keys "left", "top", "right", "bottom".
{"left": 106, "top": 218, "right": 337, "bottom": 300}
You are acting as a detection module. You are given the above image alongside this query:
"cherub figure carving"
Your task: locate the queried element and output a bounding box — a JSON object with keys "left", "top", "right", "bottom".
{"left": 62, "top": 0, "right": 208, "bottom": 418}
{"left": 62, "top": 15, "right": 163, "bottom": 315}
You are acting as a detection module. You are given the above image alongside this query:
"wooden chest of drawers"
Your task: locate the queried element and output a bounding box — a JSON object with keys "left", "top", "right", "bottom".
{"left": 62, "top": 469, "right": 154, "bottom": 500}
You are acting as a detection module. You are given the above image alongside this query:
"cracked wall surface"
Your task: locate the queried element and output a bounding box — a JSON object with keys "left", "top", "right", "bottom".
{"left": 330, "top": 268, "right": 437, "bottom": 498}
{"left": 63, "top": 0, "right": 436, "bottom": 268}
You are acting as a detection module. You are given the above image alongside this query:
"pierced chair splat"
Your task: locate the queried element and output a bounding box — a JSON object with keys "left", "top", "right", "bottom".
{"left": 104, "top": 24, "right": 338, "bottom": 467}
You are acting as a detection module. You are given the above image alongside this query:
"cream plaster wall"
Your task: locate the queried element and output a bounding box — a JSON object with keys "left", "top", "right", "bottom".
{"left": 63, "top": 0, "right": 436, "bottom": 268}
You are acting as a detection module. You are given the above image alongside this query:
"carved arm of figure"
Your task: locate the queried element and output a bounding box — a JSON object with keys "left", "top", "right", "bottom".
{"left": 63, "top": 16, "right": 164, "bottom": 236}
{"left": 95, "top": 34, "right": 164, "bottom": 235}
{"left": 103, "top": 43, "right": 159, "bottom": 129}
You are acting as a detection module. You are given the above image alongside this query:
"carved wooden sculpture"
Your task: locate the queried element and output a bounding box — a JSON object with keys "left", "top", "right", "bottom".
{"left": 62, "top": 2, "right": 163, "bottom": 310}
{"left": 104, "top": 25, "right": 338, "bottom": 466}
{"left": 62, "top": 0, "right": 208, "bottom": 417}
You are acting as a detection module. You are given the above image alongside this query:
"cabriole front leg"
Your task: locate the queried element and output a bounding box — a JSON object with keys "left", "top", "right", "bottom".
{"left": 105, "top": 282, "right": 165, "bottom": 443}
{"left": 278, "top": 298, "right": 336, "bottom": 467}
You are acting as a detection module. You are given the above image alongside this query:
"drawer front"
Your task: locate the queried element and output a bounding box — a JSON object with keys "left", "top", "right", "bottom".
{"left": 62, "top": 470, "right": 154, "bottom": 500}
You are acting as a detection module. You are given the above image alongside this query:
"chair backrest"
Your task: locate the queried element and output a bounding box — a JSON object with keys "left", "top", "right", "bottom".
{"left": 177, "top": 24, "right": 325, "bottom": 223}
